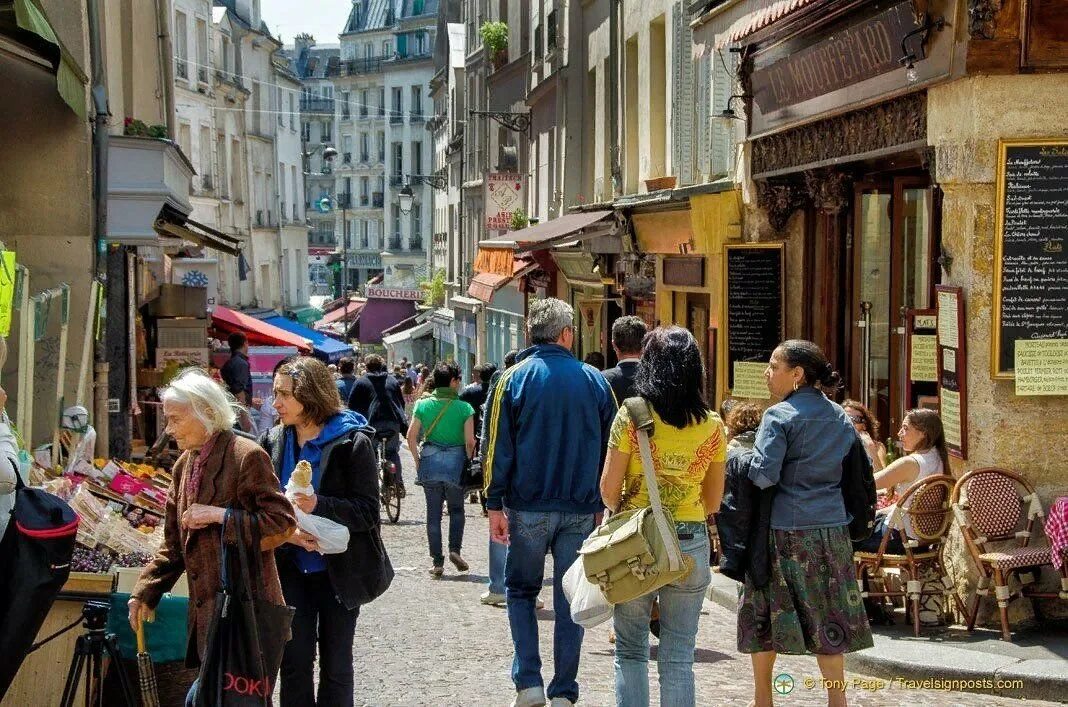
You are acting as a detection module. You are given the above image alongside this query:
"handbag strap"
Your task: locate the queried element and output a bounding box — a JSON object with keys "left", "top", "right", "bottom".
{"left": 422, "top": 398, "right": 454, "bottom": 443}
{"left": 230, "top": 509, "right": 272, "bottom": 703}
{"left": 630, "top": 399, "right": 683, "bottom": 573}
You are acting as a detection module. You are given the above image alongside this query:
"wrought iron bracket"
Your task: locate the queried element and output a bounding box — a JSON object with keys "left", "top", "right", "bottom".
{"left": 408, "top": 173, "right": 448, "bottom": 190}
{"left": 469, "top": 110, "right": 531, "bottom": 136}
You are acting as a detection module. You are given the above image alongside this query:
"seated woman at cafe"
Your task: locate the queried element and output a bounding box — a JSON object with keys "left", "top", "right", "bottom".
{"left": 842, "top": 399, "right": 887, "bottom": 472}
{"left": 853, "top": 408, "right": 948, "bottom": 555}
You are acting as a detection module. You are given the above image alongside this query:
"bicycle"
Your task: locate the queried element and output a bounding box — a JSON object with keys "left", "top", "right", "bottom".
{"left": 377, "top": 433, "right": 402, "bottom": 524}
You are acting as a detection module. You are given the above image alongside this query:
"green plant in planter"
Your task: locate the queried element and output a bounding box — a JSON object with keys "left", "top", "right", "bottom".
{"left": 510, "top": 208, "right": 528, "bottom": 231}
{"left": 479, "top": 21, "right": 508, "bottom": 60}
{"left": 123, "top": 117, "right": 169, "bottom": 139}
{"left": 420, "top": 268, "right": 447, "bottom": 307}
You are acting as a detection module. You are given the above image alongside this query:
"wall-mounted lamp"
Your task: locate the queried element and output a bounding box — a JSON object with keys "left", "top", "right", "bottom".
{"left": 719, "top": 94, "right": 748, "bottom": 121}
{"left": 937, "top": 246, "right": 953, "bottom": 275}
{"left": 398, "top": 183, "right": 414, "bottom": 215}
{"left": 899, "top": 15, "right": 946, "bottom": 83}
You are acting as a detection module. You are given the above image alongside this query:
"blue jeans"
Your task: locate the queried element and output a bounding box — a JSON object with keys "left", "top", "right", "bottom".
{"left": 506, "top": 509, "right": 596, "bottom": 703}
{"left": 424, "top": 482, "right": 465, "bottom": 566}
{"left": 383, "top": 432, "right": 403, "bottom": 484}
{"left": 613, "top": 523, "right": 711, "bottom": 707}
{"left": 488, "top": 536, "right": 508, "bottom": 594}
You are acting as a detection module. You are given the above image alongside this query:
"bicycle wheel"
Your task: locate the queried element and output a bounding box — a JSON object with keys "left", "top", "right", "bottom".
{"left": 385, "top": 482, "right": 401, "bottom": 523}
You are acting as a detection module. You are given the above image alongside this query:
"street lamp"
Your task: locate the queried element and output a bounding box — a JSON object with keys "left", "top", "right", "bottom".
{"left": 399, "top": 183, "right": 414, "bottom": 215}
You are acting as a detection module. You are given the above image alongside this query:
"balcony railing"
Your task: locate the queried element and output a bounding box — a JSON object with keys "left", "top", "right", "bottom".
{"left": 389, "top": 111, "right": 404, "bottom": 124}
{"left": 359, "top": 194, "right": 369, "bottom": 206}
{"left": 389, "top": 235, "right": 403, "bottom": 250}
{"left": 372, "top": 192, "right": 384, "bottom": 207}
{"left": 360, "top": 108, "right": 368, "bottom": 117}
{"left": 198, "top": 66, "right": 208, "bottom": 83}
{"left": 176, "top": 60, "right": 188, "bottom": 79}
{"left": 342, "top": 153, "right": 352, "bottom": 164}
{"left": 360, "top": 152, "right": 369, "bottom": 163}
{"left": 255, "top": 210, "right": 264, "bottom": 227}
{"left": 342, "top": 57, "right": 385, "bottom": 76}
{"left": 300, "top": 97, "right": 335, "bottom": 113}
{"left": 410, "top": 113, "right": 425, "bottom": 123}
{"left": 377, "top": 151, "right": 385, "bottom": 163}
{"left": 389, "top": 175, "right": 404, "bottom": 187}
{"left": 409, "top": 236, "right": 423, "bottom": 251}
{"left": 335, "top": 193, "right": 352, "bottom": 209}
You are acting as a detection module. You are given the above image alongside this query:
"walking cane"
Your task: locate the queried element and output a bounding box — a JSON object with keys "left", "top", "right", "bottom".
{"left": 135, "top": 619, "right": 160, "bottom": 707}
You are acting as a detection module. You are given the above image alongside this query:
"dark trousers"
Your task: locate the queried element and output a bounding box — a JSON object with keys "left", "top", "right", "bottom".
{"left": 424, "top": 482, "right": 465, "bottom": 566}
{"left": 278, "top": 562, "right": 359, "bottom": 707}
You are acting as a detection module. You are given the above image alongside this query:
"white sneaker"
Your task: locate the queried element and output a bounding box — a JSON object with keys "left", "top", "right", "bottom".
{"left": 480, "top": 591, "right": 506, "bottom": 606}
{"left": 549, "top": 699, "right": 575, "bottom": 707}
{"left": 535, "top": 596, "right": 545, "bottom": 610}
{"left": 511, "top": 686, "right": 546, "bottom": 707}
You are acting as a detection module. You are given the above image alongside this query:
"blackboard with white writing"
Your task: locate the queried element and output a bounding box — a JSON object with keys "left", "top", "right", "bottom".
{"left": 725, "top": 245, "right": 784, "bottom": 388}
{"left": 994, "top": 142, "right": 1068, "bottom": 377}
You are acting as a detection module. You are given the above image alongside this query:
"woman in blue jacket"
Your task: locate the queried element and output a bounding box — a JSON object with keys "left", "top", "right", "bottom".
{"left": 738, "top": 340, "right": 872, "bottom": 707}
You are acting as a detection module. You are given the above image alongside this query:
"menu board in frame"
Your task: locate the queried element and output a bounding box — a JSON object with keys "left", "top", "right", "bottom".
{"left": 992, "top": 138, "right": 1068, "bottom": 379}
{"left": 722, "top": 243, "right": 785, "bottom": 393}
{"left": 936, "top": 285, "right": 968, "bottom": 460}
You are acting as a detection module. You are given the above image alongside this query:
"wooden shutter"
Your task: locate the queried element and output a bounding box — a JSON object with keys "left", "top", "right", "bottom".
{"left": 672, "top": 2, "right": 695, "bottom": 186}
{"left": 695, "top": 51, "right": 712, "bottom": 183}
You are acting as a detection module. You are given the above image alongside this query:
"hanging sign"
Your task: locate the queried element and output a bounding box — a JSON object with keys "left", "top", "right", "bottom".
{"left": 905, "top": 308, "right": 939, "bottom": 412}
{"left": 485, "top": 172, "right": 525, "bottom": 231}
{"left": 0, "top": 251, "right": 15, "bottom": 337}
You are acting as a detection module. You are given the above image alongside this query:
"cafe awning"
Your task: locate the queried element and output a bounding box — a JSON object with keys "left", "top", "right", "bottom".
{"left": 467, "top": 259, "right": 537, "bottom": 303}
{"left": 478, "top": 210, "right": 615, "bottom": 252}
{"left": 320, "top": 300, "right": 366, "bottom": 324}
{"left": 263, "top": 315, "right": 352, "bottom": 363}
{"left": 382, "top": 320, "right": 433, "bottom": 346}
{"left": 358, "top": 298, "right": 417, "bottom": 344}
{"left": 1, "top": 0, "right": 88, "bottom": 117}
{"left": 155, "top": 216, "right": 242, "bottom": 256}
{"left": 289, "top": 306, "right": 323, "bottom": 325}
{"left": 210, "top": 305, "right": 311, "bottom": 352}
{"left": 706, "top": 0, "right": 821, "bottom": 50}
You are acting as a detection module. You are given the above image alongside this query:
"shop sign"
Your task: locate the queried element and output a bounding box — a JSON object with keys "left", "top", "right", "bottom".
{"left": 347, "top": 252, "right": 383, "bottom": 268}
{"left": 171, "top": 259, "right": 219, "bottom": 311}
{"left": 485, "top": 172, "right": 525, "bottom": 232}
{"left": 366, "top": 285, "right": 423, "bottom": 300}
{"left": 752, "top": 3, "right": 920, "bottom": 116}
{"left": 662, "top": 257, "right": 705, "bottom": 287}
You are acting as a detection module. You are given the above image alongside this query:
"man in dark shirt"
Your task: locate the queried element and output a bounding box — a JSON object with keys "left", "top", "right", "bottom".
{"left": 459, "top": 363, "right": 497, "bottom": 436}
{"left": 348, "top": 354, "right": 408, "bottom": 490}
{"left": 219, "top": 332, "right": 252, "bottom": 404}
{"left": 335, "top": 357, "right": 358, "bottom": 403}
{"left": 601, "top": 315, "right": 647, "bottom": 402}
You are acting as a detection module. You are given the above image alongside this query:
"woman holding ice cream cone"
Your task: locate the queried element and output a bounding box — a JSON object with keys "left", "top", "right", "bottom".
{"left": 259, "top": 356, "right": 392, "bottom": 707}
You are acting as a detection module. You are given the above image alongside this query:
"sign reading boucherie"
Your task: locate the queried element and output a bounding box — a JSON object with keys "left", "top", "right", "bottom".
{"left": 752, "top": 3, "right": 920, "bottom": 116}
{"left": 366, "top": 286, "right": 423, "bottom": 300}
{"left": 485, "top": 173, "right": 525, "bottom": 231}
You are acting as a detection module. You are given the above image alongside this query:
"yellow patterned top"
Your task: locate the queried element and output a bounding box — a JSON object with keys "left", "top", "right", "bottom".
{"left": 608, "top": 404, "right": 726, "bottom": 522}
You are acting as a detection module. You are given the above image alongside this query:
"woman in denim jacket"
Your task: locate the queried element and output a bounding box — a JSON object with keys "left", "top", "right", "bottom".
{"left": 407, "top": 362, "right": 476, "bottom": 578}
{"left": 737, "top": 340, "right": 873, "bottom": 707}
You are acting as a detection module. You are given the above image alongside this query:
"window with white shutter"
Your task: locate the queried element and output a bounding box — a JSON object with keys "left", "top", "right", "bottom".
{"left": 671, "top": 2, "right": 695, "bottom": 186}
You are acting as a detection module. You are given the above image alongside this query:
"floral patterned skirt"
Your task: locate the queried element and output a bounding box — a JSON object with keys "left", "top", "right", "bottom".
{"left": 737, "top": 526, "right": 873, "bottom": 655}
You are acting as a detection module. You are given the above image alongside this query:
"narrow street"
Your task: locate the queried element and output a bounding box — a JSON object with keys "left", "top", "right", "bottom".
{"left": 338, "top": 443, "right": 1059, "bottom": 707}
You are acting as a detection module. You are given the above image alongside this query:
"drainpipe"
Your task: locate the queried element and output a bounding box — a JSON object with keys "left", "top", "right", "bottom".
{"left": 155, "top": 0, "right": 176, "bottom": 137}
{"left": 87, "top": 0, "right": 110, "bottom": 456}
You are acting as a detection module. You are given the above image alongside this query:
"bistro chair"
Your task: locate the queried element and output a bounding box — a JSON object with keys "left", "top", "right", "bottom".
{"left": 854, "top": 474, "right": 956, "bottom": 637}
{"left": 950, "top": 468, "right": 1068, "bottom": 641}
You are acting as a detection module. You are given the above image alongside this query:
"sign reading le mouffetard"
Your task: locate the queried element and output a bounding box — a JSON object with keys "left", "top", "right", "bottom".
{"left": 485, "top": 173, "right": 525, "bottom": 231}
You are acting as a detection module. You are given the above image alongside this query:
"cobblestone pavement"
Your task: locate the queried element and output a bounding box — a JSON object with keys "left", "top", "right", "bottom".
{"left": 334, "top": 444, "right": 1058, "bottom": 707}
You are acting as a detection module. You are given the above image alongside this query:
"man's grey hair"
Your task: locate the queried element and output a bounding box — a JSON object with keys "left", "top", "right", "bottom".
{"left": 528, "top": 298, "right": 574, "bottom": 345}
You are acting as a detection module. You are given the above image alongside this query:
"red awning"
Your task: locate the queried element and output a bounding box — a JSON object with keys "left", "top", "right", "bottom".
{"left": 320, "top": 300, "right": 366, "bottom": 324}
{"left": 467, "top": 258, "right": 537, "bottom": 303}
{"left": 210, "top": 306, "right": 311, "bottom": 352}
{"left": 713, "top": 0, "right": 821, "bottom": 49}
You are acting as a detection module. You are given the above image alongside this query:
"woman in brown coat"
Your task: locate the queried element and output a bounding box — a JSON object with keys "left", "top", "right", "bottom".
{"left": 129, "top": 369, "right": 297, "bottom": 693}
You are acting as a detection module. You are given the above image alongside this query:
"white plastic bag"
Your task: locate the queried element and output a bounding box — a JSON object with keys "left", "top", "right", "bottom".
{"left": 294, "top": 509, "right": 350, "bottom": 555}
{"left": 562, "top": 556, "right": 614, "bottom": 628}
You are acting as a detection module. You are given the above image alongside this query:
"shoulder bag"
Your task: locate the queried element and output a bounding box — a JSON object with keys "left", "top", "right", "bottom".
{"left": 418, "top": 399, "right": 454, "bottom": 457}
{"left": 193, "top": 510, "right": 295, "bottom": 706}
{"left": 577, "top": 397, "right": 694, "bottom": 605}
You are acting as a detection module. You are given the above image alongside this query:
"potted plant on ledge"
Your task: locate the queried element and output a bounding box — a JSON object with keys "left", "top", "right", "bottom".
{"left": 480, "top": 21, "right": 509, "bottom": 70}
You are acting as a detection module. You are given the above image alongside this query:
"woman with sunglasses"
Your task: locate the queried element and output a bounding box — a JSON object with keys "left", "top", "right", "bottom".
{"left": 842, "top": 400, "right": 887, "bottom": 472}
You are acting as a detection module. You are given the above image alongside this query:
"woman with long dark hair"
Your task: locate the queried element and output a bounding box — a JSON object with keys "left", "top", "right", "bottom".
{"left": 842, "top": 399, "right": 888, "bottom": 471}
{"left": 738, "top": 340, "right": 872, "bottom": 707}
{"left": 600, "top": 327, "right": 726, "bottom": 707}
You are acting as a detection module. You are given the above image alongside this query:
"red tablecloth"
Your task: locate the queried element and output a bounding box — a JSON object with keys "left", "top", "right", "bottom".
{"left": 1044, "top": 496, "right": 1068, "bottom": 569}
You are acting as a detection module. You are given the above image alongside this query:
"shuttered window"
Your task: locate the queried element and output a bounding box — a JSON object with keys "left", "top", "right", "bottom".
{"left": 710, "top": 49, "right": 739, "bottom": 179}
{"left": 671, "top": 2, "right": 695, "bottom": 186}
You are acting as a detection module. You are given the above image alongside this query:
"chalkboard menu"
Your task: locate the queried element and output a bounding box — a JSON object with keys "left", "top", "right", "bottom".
{"left": 936, "top": 286, "right": 968, "bottom": 459}
{"left": 724, "top": 244, "right": 784, "bottom": 389}
{"left": 992, "top": 139, "right": 1068, "bottom": 378}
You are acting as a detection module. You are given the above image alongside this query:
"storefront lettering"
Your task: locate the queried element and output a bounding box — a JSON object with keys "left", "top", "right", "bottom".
{"left": 753, "top": 3, "right": 918, "bottom": 115}
{"left": 366, "top": 286, "right": 424, "bottom": 300}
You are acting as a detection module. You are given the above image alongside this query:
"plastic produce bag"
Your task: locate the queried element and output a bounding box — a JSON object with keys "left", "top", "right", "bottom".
{"left": 294, "top": 509, "right": 350, "bottom": 555}
{"left": 562, "top": 556, "right": 614, "bottom": 628}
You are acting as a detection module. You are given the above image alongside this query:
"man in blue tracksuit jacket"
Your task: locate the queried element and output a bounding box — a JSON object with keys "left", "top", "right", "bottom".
{"left": 482, "top": 297, "right": 616, "bottom": 707}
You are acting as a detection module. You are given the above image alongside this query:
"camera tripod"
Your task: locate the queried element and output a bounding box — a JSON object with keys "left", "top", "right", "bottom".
{"left": 57, "top": 601, "right": 136, "bottom": 707}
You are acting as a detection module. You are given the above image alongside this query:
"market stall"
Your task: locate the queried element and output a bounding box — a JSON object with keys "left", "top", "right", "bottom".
{"left": 263, "top": 315, "right": 354, "bottom": 363}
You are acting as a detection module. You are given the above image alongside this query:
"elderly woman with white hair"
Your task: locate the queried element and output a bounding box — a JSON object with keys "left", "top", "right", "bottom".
{"left": 128, "top": 368, "right": 296, "bottom": 690}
